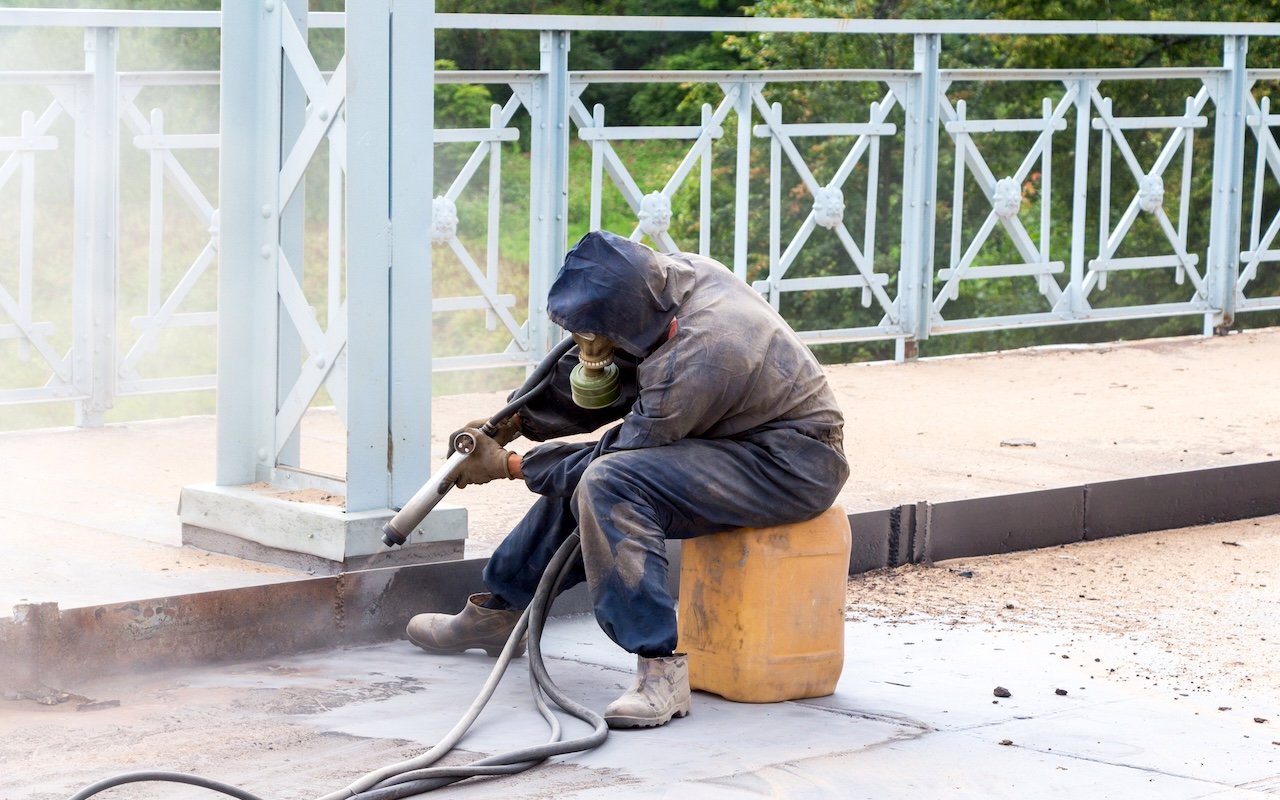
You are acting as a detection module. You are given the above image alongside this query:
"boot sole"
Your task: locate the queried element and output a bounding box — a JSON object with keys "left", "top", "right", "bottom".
{"left": 605, "top": 707, "right": 690, "bottom": 729}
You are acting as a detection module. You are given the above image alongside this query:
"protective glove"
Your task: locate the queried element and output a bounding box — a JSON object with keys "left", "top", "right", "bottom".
{"left": 448, "top": 414, "right": 521, "bottom": 457}
{"left": 453, "top": 428, "right": 515, "bottom": 488}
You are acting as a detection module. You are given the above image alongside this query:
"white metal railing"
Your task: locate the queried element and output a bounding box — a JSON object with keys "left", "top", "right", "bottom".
{"left": 2, "top": 10, "right": 1279, "bottom": 456}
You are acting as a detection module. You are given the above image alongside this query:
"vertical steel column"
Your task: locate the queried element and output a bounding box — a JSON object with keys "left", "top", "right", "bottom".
{"left": 896, "top": 34, "right": 941, "bottom": 362}
{"left": 216, "top": 3, "right": 283, "bottom": 485}
{"left": 77, "top": 27, "right": 119, "bottom": 427}
{"left": 277, "top": 0, "right": 307, "bottom": 468}
{"left": 388, "top": 1, "right": 435, "bottom": 509}
{"left": 71, "top": 50, "right": 95, "bottom": 417}
{"left": 1206, "top": 35, "right": 1249, "bottom": 335}
{"left": 527, "top": 30, "right": 571, "bottom": 363}
{"left": 733, "top": 80, "right": 753, "bottom": 280}
{"left": 345, "top": 0, "right": 393, "bottom": 511}
{"left": 1068, "top": 79, "right": 1093, "bottom": 318}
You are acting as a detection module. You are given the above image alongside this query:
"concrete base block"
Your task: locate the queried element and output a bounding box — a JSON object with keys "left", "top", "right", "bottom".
{"left": 178, "top": 483, "right": 468, "bottom": 574}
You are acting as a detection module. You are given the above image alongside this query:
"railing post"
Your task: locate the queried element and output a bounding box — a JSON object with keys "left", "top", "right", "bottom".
{"left": 388, "top": 0, "right": 436, "bottom": 509}
{"left": 733, "top": 79, "right": 754, "bottom": 280}
{"left": 1206, "top": 35, "right": 1249, "bottom": 335}
{"left": 896, "top": 33, "right": 941, "bottom": 362}
{"left": 527, "top": 29, "right": 571, "bottom": 364}
{"left": 76, "top": 26, "right": 119, "bottom": 427}
{"left": 1068, "top": 79, "right": 1094, "bottom": 318}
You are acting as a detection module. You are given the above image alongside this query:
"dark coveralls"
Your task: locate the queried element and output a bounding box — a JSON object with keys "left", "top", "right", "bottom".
{"left": 483, "top": 231, "right": 849, "bottom": 658}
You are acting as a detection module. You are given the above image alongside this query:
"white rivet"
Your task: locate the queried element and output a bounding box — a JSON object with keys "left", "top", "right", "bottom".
{"left": 257, "top": 448, "right": 269, "bottom": 461}
{"left": 318, "top": 106, "right": 330, "bottom": 122}
{"left": 260, "top": 245, "right": 271, "bottom": 258}
{"left": 260, "top": 204, "right": 272, "bottom": 218}
{"left": 264, "top": 0, "right": 275, "bottom": 10}
{"left": 313, "top": 353, "right": 326, "bottom": 369}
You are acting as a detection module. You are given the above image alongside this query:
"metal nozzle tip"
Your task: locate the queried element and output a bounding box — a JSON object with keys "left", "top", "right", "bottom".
{"left": 381, "top": 523, "right": 406, "bottom": 548}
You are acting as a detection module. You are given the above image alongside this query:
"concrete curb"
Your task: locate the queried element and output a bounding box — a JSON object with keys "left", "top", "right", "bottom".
{"left": 6, "top": 461, "right": 1279, "bottom": 686}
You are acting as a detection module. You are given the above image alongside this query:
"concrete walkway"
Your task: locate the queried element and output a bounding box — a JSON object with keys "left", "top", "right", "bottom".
{"left": 3, "top": 327, "right": 1280, "bottom": 612}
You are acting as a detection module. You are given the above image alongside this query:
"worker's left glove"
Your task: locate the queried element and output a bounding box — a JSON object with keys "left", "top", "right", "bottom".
{"left": 453, "top": 428, "right": 514, "bottom": 488}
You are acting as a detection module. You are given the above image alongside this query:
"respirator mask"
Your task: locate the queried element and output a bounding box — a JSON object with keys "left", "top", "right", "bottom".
{"left": 569, "top": 331, "right": 620, "bottom": 409}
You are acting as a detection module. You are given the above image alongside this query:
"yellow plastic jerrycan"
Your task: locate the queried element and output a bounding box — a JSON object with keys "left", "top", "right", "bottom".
{"left": 676, "top": 506, "right": 852, "bottom": 703}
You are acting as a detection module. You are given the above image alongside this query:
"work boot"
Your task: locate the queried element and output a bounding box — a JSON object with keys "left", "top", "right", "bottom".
{"left": 405, "top": 593, "right": 526, "bottom": 657}
{"left": 603, "top": 654, "right": 691, "bottom": 729}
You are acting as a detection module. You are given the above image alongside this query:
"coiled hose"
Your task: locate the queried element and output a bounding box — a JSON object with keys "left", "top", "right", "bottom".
{"left": 67, "top": 533, "right": 602, "bottom": 800}
{"left": 69, "top": 337, "right": 607, "bottom": 800}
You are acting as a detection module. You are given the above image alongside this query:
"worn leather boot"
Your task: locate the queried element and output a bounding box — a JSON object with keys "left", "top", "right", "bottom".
{"left": 603, "top": 653, "right": 691, "bottom": 729}
{"left": 405, "top": 593, "right": 526, "bottom": 657}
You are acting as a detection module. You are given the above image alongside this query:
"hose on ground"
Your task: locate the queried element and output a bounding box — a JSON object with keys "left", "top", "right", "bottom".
{"left": 65, "top": 534, "right": 600, "bottom": 800}
{"left": 66, "top": 338, "right": 599, "bottom": 800}
{"left": 65, "top": 770, "right": 267, "bottom": 800}
{"left": 335, "top": 533, "right": 605, "bottom": 799}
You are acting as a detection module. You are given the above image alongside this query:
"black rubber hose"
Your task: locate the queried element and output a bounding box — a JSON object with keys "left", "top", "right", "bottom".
{"left": 66, "top": 770, "right": 267, "bottom": 800}
{"left": 351, "top": 534, "right": 605, "bottom": 800}
{"left": 481, "top": 335, "right": 576, "bottom": 435}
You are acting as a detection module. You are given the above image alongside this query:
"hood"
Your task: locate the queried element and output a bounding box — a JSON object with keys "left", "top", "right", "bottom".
{"left": 547, "top": 231, "right": 694, "bottom": 357}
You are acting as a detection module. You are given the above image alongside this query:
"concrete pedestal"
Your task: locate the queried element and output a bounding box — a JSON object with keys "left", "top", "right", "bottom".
{"left": 178, "top": 483, "right": 467, "bottom": 574}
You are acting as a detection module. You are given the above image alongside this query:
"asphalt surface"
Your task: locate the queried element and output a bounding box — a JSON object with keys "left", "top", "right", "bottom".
{"left": 5, "top": 608, "right": 1277, "bottom": 799}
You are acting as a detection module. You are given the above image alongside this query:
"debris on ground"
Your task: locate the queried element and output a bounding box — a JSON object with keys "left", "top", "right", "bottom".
{"left": 7, "top": 685, "right": 89, "bottom": 706}
{"left": 993, "top": 686, "right": 1011, "bottom": 698}
{"left": 845, "top": 518, "right": 1280, "bottom": 705}
{"left": 76, "top": 699, "right": 121, "bottom": 712}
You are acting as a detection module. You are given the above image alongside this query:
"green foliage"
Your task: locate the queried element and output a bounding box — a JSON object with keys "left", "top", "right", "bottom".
{"left": 720, "top": 0, "right": 1280, "bottom": 361}
{"left": 436, "top": 60, "right": 497, "bottom": 128}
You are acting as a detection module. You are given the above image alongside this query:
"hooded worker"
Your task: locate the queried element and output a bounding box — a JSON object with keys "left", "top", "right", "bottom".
{"left": 407, "top": 230, "right": 849, "bottom": 728}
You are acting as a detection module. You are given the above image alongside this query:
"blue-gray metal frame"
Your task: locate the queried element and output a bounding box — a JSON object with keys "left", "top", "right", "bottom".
{"left": 3, "top": 9, "right": 1280, "bottom": 516}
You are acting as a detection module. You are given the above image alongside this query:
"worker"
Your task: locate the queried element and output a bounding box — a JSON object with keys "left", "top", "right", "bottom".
{"left": 406, "top": 230, "right": 848, "bottom": 729}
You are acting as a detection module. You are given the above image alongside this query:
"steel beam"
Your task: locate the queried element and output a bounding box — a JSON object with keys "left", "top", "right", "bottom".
{"left": 276, "top": 0, "right": 307, "bottom": 470}
{"left": 388, "top": 0, "right": 436, "bottom": 508}
{"left": 215, "top": 2, "right": 282, "bottom": 485}
{"left": 344, "top": 0, "right": 392, "bottom": 511}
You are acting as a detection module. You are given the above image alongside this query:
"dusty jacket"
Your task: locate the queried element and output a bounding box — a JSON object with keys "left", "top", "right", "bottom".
{"left": 517, "top": 231, "right": 844, "bottom": 496}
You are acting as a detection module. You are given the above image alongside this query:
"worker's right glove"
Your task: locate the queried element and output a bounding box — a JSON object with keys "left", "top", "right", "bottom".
{"left": 453, "top": 428, "right": 514, "bottom": 488}
{"left": 448, "top": 414, "right": 521, "bottom": 457}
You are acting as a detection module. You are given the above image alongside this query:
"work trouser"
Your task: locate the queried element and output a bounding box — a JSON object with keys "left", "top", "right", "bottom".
{"left": 482, "top": 428, "right": 848, "bottom": 656}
